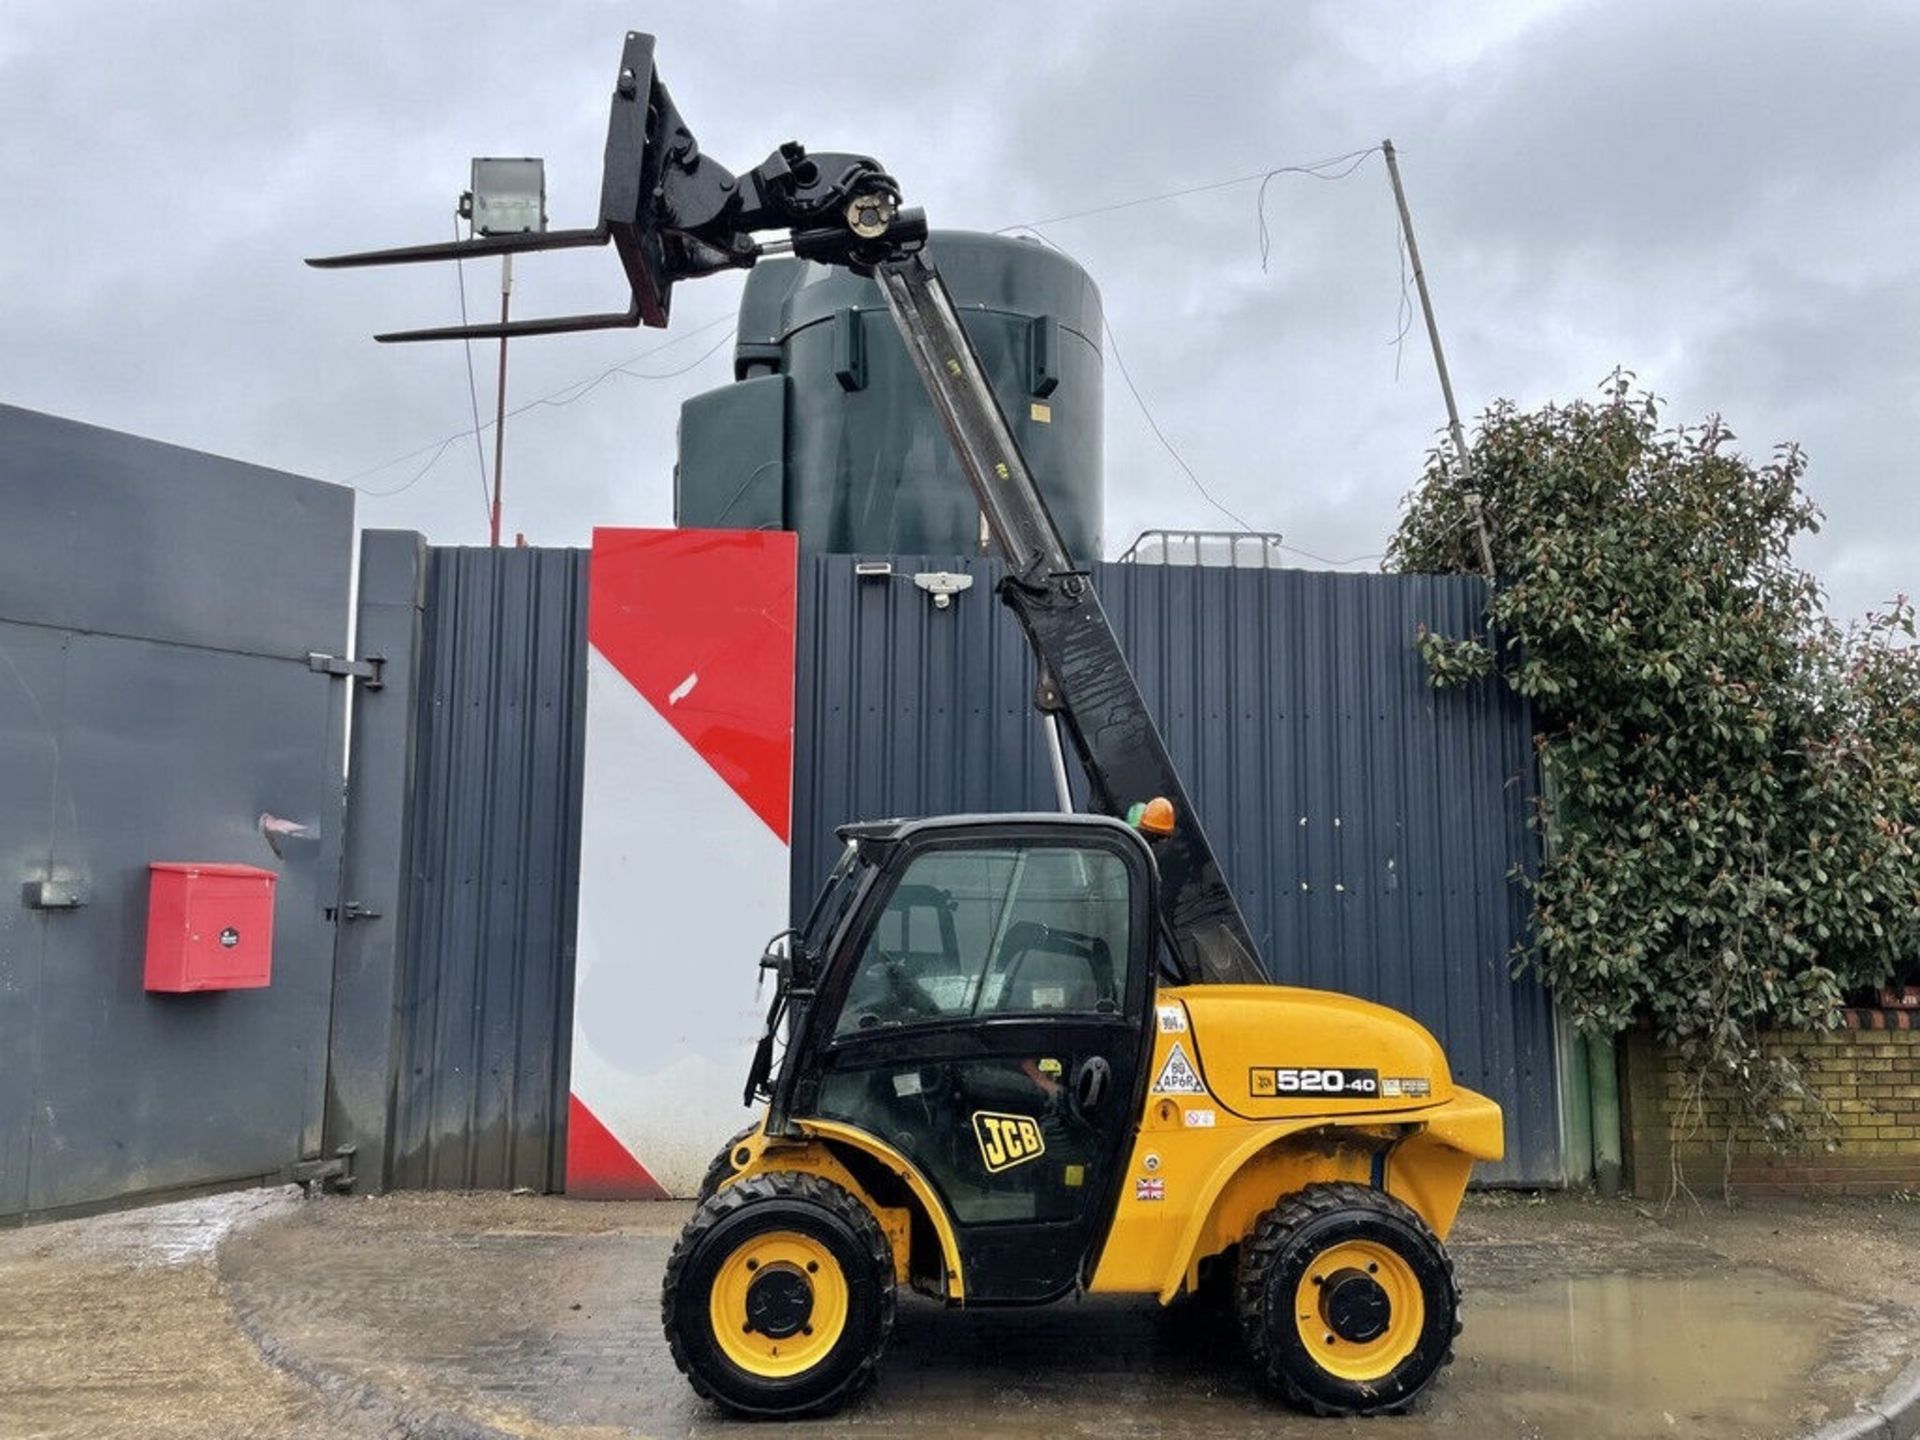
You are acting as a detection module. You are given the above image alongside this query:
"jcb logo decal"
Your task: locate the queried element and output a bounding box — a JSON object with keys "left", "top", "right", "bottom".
{"left": 972, "top": 1111, "right": 1045, "bottom": 1173}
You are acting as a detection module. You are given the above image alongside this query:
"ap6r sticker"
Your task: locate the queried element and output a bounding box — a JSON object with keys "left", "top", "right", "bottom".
{"left": 1249, "top": 1066, "right": 1380, "bottom": 1098}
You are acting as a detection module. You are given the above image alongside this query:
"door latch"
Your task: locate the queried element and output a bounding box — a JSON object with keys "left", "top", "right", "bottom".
{"left": 912, "top": 571, "right": 974, "bottom": 609}
{"left": 307, "top": 652, "right": 385, "bottom": 690}
{"left": 1073, "top": 1055, "right": 1112, "bottom": 1111}
{"left": 23, "top": 878, "right": 87, "bottom": 910}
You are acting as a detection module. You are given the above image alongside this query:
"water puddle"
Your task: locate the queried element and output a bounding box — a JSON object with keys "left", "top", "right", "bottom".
{"left": 1432, "top": 1268, "right": 1897, "bottom": 1438}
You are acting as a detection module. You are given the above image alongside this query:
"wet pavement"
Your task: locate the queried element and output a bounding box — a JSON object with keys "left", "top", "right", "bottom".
{"left": 0, "top": 1187, "right": 325, "bottom": 1440}
{"left": 216, "top": 1190, "right": 1919, "bottom": 1440}
{"left": 4, "top": 1187, "right": 1917, "bottom": 1439}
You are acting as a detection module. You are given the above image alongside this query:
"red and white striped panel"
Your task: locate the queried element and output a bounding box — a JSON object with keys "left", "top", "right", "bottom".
{"left": 567, "top": 527, "right": 797, "bottom": 1198}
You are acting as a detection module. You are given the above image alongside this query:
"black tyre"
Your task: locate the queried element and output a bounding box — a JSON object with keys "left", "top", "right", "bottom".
{"left": 1167, "top": 1247, "right": 1241, "bottom": 1353}
{"left": 1235, "top": 1181, "right": 1459, "bottom": 1416}
{"left": 661, "top": 1171, "right": 895, "bottom": 1419}
{"left": 694, "top": 1123, "right": 761, "bottom": 1204}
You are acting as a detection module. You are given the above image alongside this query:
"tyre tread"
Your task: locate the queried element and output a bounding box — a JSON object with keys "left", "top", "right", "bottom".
{"left": 1233, "top": 1180, "right": 1459, "bottom": 1417}
{"left": 661, "top": 1169, "right": 896, "bottom": 1419}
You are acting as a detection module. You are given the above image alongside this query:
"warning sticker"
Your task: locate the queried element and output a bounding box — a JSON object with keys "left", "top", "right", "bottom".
{"left": 1381, "top": 1076, "right": 1433, "bottom": 1100}
{"left": 1156, "top": 1003, "right": 1187, "bottom": 1034}
{"left": 1152, "top": 1042, "right": 1208, "bottom": 1095}
{"left": 1182, "top": 1107, "right": 1216, "bottom": 1128}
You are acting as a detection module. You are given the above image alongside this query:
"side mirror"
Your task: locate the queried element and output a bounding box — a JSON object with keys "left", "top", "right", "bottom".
{"left": 784, "top": 934, "right": 819, "bottom": 990}
{"left": 757, "top": 930, "right": 817, "bottom": 993}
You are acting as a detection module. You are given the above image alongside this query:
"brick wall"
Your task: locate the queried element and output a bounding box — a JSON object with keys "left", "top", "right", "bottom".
{"left": 1621, "top": 1012, "right": 1920, "bottom": 1198}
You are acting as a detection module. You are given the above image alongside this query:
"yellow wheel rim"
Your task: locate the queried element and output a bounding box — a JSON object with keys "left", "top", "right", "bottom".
{"left": 1292, "top": 1238, "right": 1425, "bottom": 1382}
{"left": 709, "top": 1229, "right": 849, "bottom": 1378}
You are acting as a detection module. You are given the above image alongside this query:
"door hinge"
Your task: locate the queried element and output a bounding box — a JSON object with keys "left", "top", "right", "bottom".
{"left": 291, "top": 1144, "right": 356, "bottom": 1194}
{"left": 307, "top": 651, "right": 385, "bottom": 690}
{"left": 325, "top": 900, "right": 382, "bottom": 923}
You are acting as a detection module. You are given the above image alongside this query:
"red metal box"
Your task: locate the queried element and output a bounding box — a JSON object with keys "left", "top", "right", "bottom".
{"left": 144, "top": 862, "right": 277, "bottom": 992}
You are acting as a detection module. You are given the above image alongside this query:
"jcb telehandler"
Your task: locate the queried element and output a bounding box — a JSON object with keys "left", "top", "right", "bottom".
{"left": 312, "top": 31, "right": 1504, "bottom": 1420}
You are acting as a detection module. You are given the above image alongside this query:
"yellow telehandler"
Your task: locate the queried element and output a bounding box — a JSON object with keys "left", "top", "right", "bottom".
{"left": 309, "top": 30, "right": 1504, "bottom": 1420}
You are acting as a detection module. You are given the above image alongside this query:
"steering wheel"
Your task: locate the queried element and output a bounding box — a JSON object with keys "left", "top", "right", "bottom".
{"left": 851, "top": 949, "right": 943, "bottom": 1030}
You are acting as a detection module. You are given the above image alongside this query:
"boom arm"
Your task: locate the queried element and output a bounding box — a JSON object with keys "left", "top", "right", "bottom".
{"left": 307, "top": 32, "right": 1268, "bottom": 987}
{"left": 873, "top": 257, "right": 1265, "bottom": 985}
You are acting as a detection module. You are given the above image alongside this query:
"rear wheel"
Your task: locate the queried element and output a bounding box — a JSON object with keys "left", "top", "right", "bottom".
{"left": 1235, "top": 1181, "right": 1459, "bottom": 1416}
{"left": 661, "top": 1171, "right": 894, "bottom": 1418}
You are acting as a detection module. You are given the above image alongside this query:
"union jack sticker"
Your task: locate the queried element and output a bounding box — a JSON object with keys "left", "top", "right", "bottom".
{"left": 1135, "top": 1176, "right": 1165, "bottom": 1201}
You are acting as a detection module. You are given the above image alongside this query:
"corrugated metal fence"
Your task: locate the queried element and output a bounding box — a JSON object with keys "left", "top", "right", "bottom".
{"left": 379, "top": 545, "right": 589, "bottom": 1192}
{"left": 793, "top": 555, "right": 1560, "bottom": 1185}
{"left": 353, "top": 543, "right": 1559, "bottom": 1190}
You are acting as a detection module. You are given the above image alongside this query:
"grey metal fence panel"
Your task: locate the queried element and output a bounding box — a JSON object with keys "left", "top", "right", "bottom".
{"left": 792, "top": 554, "right": 1560, "bottom": 1185}
{"left": 0, "top": 620, "right": 71, "bottom": 1219}
{"left": 386, "top": 546, "right": 587, "bottom": 1192}
{"left": 326, "top": 531, "right": 429, "bottom": 1193}
{"left": 0, "top": 404, "right": 353, "bottom": 658}
{"left": 0, "top": 405, "right": 353, "bottom": 1220}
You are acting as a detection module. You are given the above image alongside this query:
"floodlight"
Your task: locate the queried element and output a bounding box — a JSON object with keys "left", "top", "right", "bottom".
{"left": 469, "top": 157, "right": 546, "bottom": 237}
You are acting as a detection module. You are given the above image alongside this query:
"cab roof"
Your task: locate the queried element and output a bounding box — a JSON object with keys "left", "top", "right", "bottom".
{"left": 836, "top": 812, "right": 1142, "bottom": 845}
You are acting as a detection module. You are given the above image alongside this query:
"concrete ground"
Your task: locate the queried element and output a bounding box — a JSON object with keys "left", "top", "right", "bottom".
{"left": 2, "top": 1187, "right": 1917, "bottom": 1440}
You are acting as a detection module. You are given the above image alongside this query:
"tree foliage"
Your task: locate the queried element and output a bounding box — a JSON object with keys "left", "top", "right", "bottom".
{"left": 1389, "top": 375, "right": 1920, "bottom": 1111}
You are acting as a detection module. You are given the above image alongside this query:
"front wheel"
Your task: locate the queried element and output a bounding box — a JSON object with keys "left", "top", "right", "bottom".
{"left": 694, "top": 1123, "right": 760, "bottom": 1204}
{"left": 661, "top": 1171, "right": 895, "bottom": 1418}
{"left": 1235, "top": 1181, "right": 1460, "bottom": 1416}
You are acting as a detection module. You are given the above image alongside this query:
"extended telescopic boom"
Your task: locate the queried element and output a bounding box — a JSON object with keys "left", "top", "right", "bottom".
{"left": 307, "top": 31, "right": 1268, "bottom": 987}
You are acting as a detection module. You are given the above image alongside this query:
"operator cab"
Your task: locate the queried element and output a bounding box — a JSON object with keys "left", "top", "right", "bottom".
{"left": 768, "top": 814, "right": 1161, "bottom": 1302}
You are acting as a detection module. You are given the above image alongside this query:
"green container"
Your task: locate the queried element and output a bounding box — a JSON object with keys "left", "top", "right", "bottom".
{"left": 675, "top": 231, "right": 1104, "bottom": 561}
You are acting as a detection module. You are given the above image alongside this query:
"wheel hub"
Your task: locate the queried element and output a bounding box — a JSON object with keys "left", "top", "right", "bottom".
{"left": 1322, "top": 1268, "right": 1391, "bottom": 1343}
{"left": 745, "top": 1265, "right": 814, "bottom": 1339}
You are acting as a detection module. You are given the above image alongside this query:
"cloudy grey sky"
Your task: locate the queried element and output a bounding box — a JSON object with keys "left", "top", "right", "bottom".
{"left": 3, "top": 1, "right": 1914, "bottom": 618}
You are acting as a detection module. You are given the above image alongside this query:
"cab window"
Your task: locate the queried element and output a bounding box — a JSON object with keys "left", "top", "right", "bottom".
{"left": 833, "top": 843, "right": 1131, "bottom": 1038}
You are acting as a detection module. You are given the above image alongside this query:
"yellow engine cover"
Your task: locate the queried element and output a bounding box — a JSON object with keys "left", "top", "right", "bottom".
{"left": 1088, "top": 985, "right": 1503, "bottom": 1301}
{"left": 1178, "top": 984, "right": 1454, "bottom": 1117}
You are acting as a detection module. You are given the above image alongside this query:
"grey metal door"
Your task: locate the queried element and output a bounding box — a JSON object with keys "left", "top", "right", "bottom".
{"left": 326, "top": 537, "right": 587, "bottom": 1195}
{"left": 0, "top": 405, "right": 354, "bottom": 1219}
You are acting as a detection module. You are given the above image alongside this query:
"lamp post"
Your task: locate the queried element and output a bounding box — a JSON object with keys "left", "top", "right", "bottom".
{"left": 462, "top": 157, "right": 546, "bottom": 546}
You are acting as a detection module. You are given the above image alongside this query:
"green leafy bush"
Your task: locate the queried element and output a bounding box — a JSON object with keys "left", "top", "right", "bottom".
{"left": 1389, "top": 374, "right": 1920, "bottom": 1116}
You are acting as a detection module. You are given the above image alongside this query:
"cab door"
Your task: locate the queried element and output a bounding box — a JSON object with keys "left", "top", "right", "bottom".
{"left": 800, "top": 827, "right": 1154, "bottom": 1303}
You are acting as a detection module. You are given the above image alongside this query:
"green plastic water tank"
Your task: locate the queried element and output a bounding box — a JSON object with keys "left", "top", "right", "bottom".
{"left": 675, "top": 231, "right": 1104, "bottom": 561}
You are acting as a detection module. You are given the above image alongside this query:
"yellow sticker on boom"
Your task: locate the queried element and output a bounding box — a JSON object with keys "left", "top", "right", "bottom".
{"left": 972, "top": 1111, "right": 1045, "bottom": 1173}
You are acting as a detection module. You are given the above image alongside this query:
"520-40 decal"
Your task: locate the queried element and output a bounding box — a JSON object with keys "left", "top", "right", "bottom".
{"left": 1248, "top": 1066, "right": 1380, "bottom": 1098}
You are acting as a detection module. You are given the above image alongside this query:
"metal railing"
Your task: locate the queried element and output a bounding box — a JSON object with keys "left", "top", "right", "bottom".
{"left": 1117, "top": 529, "right": 1289, "bottom": 569}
